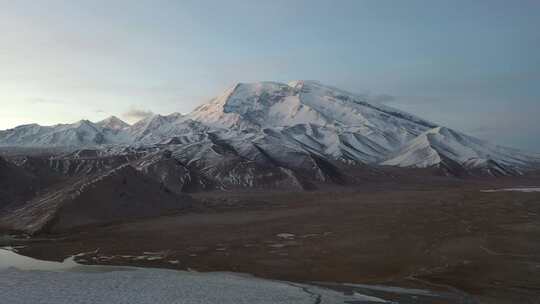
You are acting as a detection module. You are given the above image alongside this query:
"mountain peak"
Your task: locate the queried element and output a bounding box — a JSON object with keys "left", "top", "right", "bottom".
{"left": 287, "top": 80, "right": 322, "bottom": 88}
{"left": 189, "top": 80, "right": 436, "bottom": 134}
{"left": 102, "top": 115, "right": 122, "bottom": 122}
{"left": 97, "top": 116, "right": 130, "bottom": 130}
{"left": 73, "top": 119, "right": 96, "bottom": 128}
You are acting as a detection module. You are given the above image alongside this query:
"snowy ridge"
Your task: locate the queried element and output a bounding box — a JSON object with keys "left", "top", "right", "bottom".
{"left": 0, "top": 118, "right": 128, "bottom": 147}
{"left": 382, "top": 127, "right": 540, "bottom": 174}
{"left": 128, "top": 113, "right": 210, "bottom": 145}
{"left": 0, "top": 81, "right": 539, "bottom": 176}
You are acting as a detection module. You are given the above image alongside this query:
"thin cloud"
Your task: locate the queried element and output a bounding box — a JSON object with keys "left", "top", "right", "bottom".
{"left": 122, "top": 108, "right": 154, "bottom": 123}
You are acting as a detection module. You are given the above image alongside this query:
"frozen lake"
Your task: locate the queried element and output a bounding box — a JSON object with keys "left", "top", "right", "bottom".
{"left": 0, "top": 248, "right": 391, "bottom": 304}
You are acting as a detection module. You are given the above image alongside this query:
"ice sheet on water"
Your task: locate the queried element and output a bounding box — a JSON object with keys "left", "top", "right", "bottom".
{"left": 0, "top": 267, "right": 395, "bottom": 304}
{"left": 0, "top": 248, "right": 389, "bottom": 304}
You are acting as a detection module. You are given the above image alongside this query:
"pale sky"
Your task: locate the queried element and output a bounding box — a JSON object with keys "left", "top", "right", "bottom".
{"left": 1, "top": 0, "right": 539, "bottom": 151}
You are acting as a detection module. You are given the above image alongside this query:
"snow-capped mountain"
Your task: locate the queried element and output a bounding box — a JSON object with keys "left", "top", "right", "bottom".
{"left": 187, "top": 80, "right": 438, "bottom": 163}
{"left": 0, "top": 80, "right": 539, "bottom": 177}
{"left": 190, "top": 81, "right": 434, "bottom": 130}
{"left": 2, "top": 80, "right": 539, "bottom": 234}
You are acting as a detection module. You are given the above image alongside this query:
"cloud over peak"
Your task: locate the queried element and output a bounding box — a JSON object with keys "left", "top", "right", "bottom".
{"left": 122, "top": 108, "right": 154, "bottom": 123}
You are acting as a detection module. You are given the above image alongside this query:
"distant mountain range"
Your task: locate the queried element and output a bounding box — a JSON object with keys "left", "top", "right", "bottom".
{"left": 1, "top": 80, "right": 538, "bottom": 175}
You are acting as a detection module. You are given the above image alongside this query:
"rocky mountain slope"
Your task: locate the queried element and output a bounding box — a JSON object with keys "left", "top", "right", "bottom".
{"left": 0, "top": 154, "right": 194, "bottom": 234}
{"left": 0, "top": 157, "right": 39, "bottom": 210}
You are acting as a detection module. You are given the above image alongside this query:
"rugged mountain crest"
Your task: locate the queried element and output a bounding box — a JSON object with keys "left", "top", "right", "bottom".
{"left": 382, "top": 127, "right": 540, "bottom": 175}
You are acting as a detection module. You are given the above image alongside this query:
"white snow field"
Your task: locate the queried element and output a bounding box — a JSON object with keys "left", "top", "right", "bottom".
{"left": 0, "top": 248, "right": 78, "bottom": 271}
{"left": 0, "top": 249, "right": 388, "bottom": 304}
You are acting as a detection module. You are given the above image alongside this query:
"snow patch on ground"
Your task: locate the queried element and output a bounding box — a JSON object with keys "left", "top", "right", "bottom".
{"left": 481, "top": 187, "right": 540, "bottom": 193}
{"left": 0, "top": 248, "right": 77, "bottom": 271}
{"left": 276, "top": 233, "right": 295, "bottom": 239}
{"left": 340, "top": 282, "right": 434, "bottom": 296}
